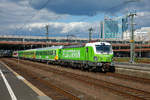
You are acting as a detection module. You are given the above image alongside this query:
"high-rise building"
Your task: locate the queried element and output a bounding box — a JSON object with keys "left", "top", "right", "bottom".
{"left": 100, "top": 17, "right": 128, "bottom": 39}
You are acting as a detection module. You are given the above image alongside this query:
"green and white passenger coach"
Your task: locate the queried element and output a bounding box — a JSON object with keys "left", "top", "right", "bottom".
{"left": 13, "top": 42, "right": 115, "bottom": 72}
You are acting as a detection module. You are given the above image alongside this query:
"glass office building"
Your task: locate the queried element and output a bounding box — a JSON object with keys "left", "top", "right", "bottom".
{"left": 100, "top": 17, "right": 128, "bottom": 39}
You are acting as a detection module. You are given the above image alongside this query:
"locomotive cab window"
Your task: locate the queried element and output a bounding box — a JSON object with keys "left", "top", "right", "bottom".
{"left": 95, "top": 45, "right": 112, "bottom": 53}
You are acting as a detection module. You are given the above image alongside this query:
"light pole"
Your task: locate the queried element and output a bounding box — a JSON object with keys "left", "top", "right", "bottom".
{"left": 128, "top": 12, "right": 136, "bottom": 63}
{"left": 45, "top": 25, "right": 49, "bottom": 47}
{"left": 88, "top": 27, "right": 93, "bottom": 42}
{"left": 29, "top": 28, "right": 32, "bottom": 49}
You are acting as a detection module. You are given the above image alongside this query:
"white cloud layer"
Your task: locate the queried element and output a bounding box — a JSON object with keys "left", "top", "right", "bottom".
{"left": 1, "top": 0, "right": 150, "bottom": 38}
{"left": 19, "top": 21, "right": 99, "bottom": 38}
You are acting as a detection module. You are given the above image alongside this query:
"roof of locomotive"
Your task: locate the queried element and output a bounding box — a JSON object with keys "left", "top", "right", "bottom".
{"left": 62, "top": 42, "right": 111, "bottom": 49}
{"left": 63, "top": 45, "right": 84, "bottom": 49}
{"left": 85, "top": 42, "right": 111, "bottom": 47}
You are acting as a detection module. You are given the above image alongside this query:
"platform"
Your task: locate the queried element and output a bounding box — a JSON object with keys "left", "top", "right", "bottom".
{"left": 115, "top": 62, "right": 150, "bottom": 71}
{"left": 115, "top": 62, "right": 150, "bottom": 79}
{"left": 0, "top": 62, "right": 52, "bottom": 100}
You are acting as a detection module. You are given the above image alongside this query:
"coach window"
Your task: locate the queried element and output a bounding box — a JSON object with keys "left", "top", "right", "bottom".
{"left": 53, "top": 50, "right": 55, "bottom": 55}
{"left": 48, "top": 51, "right": 52, "bottom": 55}
{"left": 49, "top": 51, "right": 51, "bottom": 55}
{"left": 43, "top": 51, "right": 45, "bottom": 55}
{"left": 44, "top": 51, "right": 46, "bottom": 55}
{"left": 49, "top": 50, "right": 52, "bottom": 55}
{"left": 40, "top": 51, "right": 42, "bottom": 55}
{"left": 54, "top": 50, "right": 56, "bottom": 55}
{"left": 37, "top": 51, "right": 39, "bottom": 55}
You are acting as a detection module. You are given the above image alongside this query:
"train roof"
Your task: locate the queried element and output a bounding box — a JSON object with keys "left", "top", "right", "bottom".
{"left": 17, "top": 46, "right": 63, "bottom": 52}
{"left": 17, "top": 49, "right": 36, "bottom": 52}
{"left": 85, "top": 42, "right": 111, "bottom": 47}
{"left": 63, "top": 45, "right": 84, "bottom": 49}
{"left": 63, "top": 42, "right": 111, "bottom": 49}
{"left": 35, "top": 46, "right": 63, "bottom": 50}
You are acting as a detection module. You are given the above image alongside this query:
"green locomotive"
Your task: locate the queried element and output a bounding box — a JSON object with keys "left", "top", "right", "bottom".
{"left": 13, "top": 42, "right": 115, "bottom": 72}
{"left": 59, "top": 42, "right": 114, "bottom": 72}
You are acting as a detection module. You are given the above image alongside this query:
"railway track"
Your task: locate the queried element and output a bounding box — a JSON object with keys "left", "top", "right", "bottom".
{"left": 12, "top": 58, "right": 150, "bottom": 85}
{"left": 1, "top": 59, "right": 81, "bottom": 100}
{"left": 93, "top": 71, "right": 150, "bottom": 86}
{"left": 2, "top": 58, "right": 150, "bottom": 100}
{"left": 106, "top": 72, "right": 150, "bottom": 84}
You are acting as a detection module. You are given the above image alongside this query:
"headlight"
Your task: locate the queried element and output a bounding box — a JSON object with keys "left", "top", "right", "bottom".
{"left": 94, "top": 56, "right": 98, "bottom": 61}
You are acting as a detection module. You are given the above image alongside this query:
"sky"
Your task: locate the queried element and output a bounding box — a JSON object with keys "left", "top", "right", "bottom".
{"left": 0, "top": 0, "right": 150, "bottom": 38}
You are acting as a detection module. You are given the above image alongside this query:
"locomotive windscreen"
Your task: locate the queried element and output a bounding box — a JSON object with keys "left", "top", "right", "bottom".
{"left": 95, "top": 45, "right": 112, "bottom": 53}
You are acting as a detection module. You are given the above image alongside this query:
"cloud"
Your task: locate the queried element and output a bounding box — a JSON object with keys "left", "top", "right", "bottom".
{"left": 0, "top": 0, "right": 99, "bottom": 38}
{"left": 0, "top": 0, "right": 69, "bottom": 33}
{"left": 29, "top": 0, "right": 125, "bottom": 16}
{"left": 135, "top": 11, "right": 150, "bottom": 27}
{"left": 4, "top": 21, "right": 99, "bottom": 38}
{"left": 1, "top": 0, "right": 150, "bottom": 38}
{"left": 24, "top": 22, "right": 97, "bottom": 37}
{"left": 29, "top": 0, "right": 150, "bottom": 16}
{"left": 0, "top": 1, "right": 68, "bottom": 24}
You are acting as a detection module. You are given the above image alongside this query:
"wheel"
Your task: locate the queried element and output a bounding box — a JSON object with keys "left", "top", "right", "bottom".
{"left": 95, "top": 67, "right": 101, "bottom": 72}
{"left": 101, "top": 65, "right": 110, "bottom": 73}
{"left": 81, "top": 67, "right": 84, "bottom": 71}
{"left": 109, "top": 66, "right": 115, "bottom": 72}
{"left": 101, "top": 67, "right": 106, "bottom": 73}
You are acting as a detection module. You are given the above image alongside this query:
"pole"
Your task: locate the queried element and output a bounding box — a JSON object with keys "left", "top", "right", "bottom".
{"left": 29, "top": 28, "right": 32, "bottom": 49}
{"left": 99, "top": 22, "right": 101, "bottom": 41}
{"left": 128, "top": 12, "right": 136, "bottom": 63}
{"left": 140, "top": 41, "right": 142, "bottom": 58}
{"left": 88, "top": 27, "right": 93, "bottom": 42}
{"left": 46, "top": 25, "right": 49, "bottom": 47}
{"left": 100, "top": 21, "right": 103, "bottom": 41}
